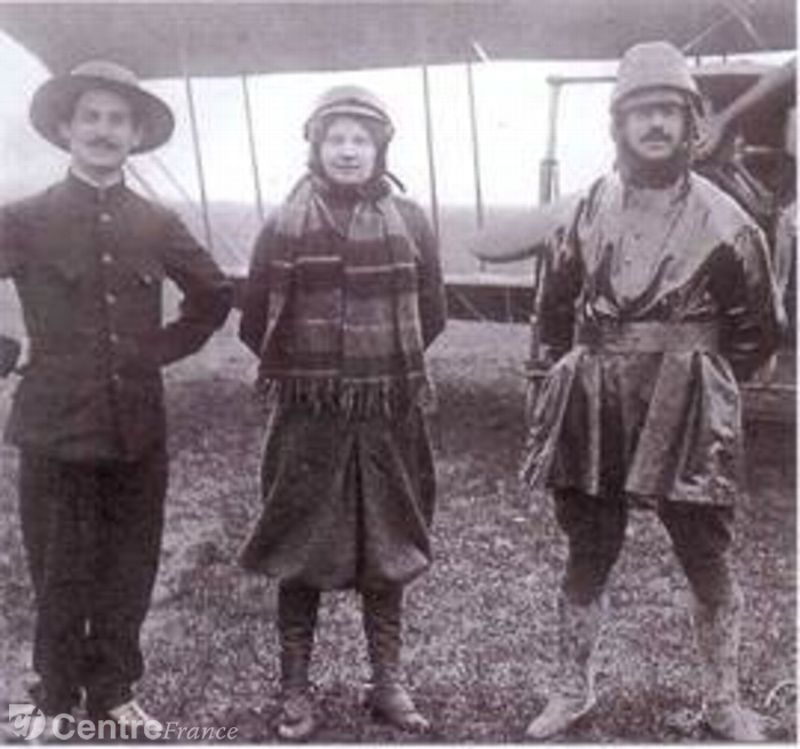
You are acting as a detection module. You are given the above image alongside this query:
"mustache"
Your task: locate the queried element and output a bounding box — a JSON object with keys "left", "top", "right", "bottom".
{"left": 87, "top": 137, "right": 120, "bottom": 150}
{"left": 640, "top": 129, "right": 675, "bottom": 144}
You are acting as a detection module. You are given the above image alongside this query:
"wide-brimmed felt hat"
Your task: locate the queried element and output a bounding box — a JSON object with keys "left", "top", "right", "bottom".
{"left": 30, "top": 59, "right": 175, "bottom": 153}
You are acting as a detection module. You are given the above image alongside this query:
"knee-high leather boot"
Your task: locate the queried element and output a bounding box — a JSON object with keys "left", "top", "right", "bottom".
{"left": 362, "top": 587, "right": 429, "bottom": 733}
{"left": 525, "top": 592, "right": 604, "bottom": 739}
{"left": 276, "top": 585, "right": 320, "bottom": 740}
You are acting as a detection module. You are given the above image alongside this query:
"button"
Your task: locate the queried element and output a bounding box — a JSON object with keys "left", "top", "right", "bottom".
{"left": 99, "top": 212, "right": 112, "bottom": 223}
{"left": 110, "top": 333, "right": 120, "bottom": 345}
{"left": 111, "top": 373, "right": 122, "bottom": 385}
{"left": 105, "top": 292, "right": 117, "bottom": 305}
{"left": 101, "top": 253, "right": 113, "bottom": 265}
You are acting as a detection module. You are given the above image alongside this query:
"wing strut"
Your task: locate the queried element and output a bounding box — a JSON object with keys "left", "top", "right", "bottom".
{"left": 466, "top": 57, "right": 486, "bottom": 271}
{"left": 182, "top": 72, "right": 213, "bottom": 251}
{"left": 539, "top": 79, "right": 563, "bottom": 204}
{"left": 241, "top": 74, "right": 266, "bottom": 224}
{"left": 465, "top": 60, "right": 485, "bottom": 229}
{"left": 539, "top": 74, "right": 615, "bottom": 204}
{"left": 175, "top": 17, "right": 213, "bottom": 252}
{"left": 146, "top": 153, "right": 247, "bottom": 268}
{"left": 420, "top": 65, "right": 440, "bottom": 241}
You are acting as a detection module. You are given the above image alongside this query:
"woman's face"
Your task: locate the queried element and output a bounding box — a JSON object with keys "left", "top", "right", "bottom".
{"left": 319, "top": 116, "right": 377, "bottom": 186}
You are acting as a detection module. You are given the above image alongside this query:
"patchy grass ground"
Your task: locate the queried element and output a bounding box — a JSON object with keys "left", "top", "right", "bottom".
{"left": 0, "top": 321, "right": 795, "bottom": 743}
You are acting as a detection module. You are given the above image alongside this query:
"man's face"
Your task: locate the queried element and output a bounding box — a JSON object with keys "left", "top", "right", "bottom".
{"left": 617, "top": 88, "right": 687, "bottom": 163}
{"left": 58, "top": 88, "right": 142, "bottom": 178}
{"left": 319, "top": 116, "right": 378, "bottom": 186}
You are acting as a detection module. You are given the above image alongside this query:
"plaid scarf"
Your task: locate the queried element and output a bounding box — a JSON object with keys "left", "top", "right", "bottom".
{"left": 257, "top": 175, "right": 428, "bottom": 416}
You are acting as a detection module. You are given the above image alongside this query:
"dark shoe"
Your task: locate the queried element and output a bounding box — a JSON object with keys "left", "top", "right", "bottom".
{"left": 366, "top": 683, "right": 430, "bottom": 733}
{"left": 276, "top": 690, "right": 317, "bottom": 741}
{"left": 27, "top": 681, "right": 82, "bottom": 717}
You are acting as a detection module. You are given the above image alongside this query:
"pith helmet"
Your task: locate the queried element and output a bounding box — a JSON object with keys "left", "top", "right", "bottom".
{"left": 304, "top": 85, "right": 394, "bottom": 141}
{"left": 612, "top": 41, "right": 701, "bottom": 111}
{"left": 30, "top": 59, "right": 175, "bottom": 153}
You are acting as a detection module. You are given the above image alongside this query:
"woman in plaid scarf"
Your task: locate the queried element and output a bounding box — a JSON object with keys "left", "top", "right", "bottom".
{"left": 239, "top": 85, "right": 446, "bottom": 739}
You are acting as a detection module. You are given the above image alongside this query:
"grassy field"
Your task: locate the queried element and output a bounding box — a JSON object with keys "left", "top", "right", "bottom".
{"left": 0, "top": 320, "right": 796, "bottom": 743}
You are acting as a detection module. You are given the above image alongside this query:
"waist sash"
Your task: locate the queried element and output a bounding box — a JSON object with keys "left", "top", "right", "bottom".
{"left": 575, "top": 321, "right": 719, "bottom": 353}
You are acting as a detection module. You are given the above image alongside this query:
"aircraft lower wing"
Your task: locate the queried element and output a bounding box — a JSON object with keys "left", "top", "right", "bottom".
{"left": 444, "top": 272, "right": 535, "bottom": 323}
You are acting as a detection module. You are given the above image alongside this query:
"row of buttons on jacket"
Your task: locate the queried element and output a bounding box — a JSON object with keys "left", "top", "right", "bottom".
{"left": 97, "top": 208, "right": 127, "bottom": 390}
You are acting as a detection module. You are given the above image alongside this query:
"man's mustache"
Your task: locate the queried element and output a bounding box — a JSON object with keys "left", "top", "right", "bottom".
{"left": 87, "top": 137, "right": 121, "bottom": 150}
{"left": 640, "top": 129, "right": 675, "bottom": 144}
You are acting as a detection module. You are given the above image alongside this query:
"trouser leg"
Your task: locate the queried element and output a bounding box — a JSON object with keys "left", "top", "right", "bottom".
{"left": 660, "top": 501, "right": 765, "bottom": 740}
{"left": 277, "top": 584, "right": 320, "bottom": 693}
{"left": 659, "top": 501, "right": 737, "bottom": 611}
{"left": 18, "top": 453, "right": 92, "bottom": 714}
{"left": 526, "top": 489, "right": 625, "bottom": 739}
{"left": 84, "top": 451, "right": 167, "bottom": 713}
{"left": 556, "top": 488, "right": 628, "bottom": 606}
{"left": 660, "top": 501, "right": 738, "bottom": 706}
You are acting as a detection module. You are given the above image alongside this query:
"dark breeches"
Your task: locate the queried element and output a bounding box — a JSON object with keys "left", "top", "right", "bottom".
{"left": 554, "top": 489, "right": 736, "bottom": 608}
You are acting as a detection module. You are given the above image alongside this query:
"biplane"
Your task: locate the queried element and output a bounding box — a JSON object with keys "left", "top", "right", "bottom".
{"left": 0, "top": 1, "right": 795, "bottom": 419}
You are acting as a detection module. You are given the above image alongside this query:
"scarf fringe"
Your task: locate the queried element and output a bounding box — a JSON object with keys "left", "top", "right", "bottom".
{"left": 255, "top": 375, "right": 428, "bottom": 418}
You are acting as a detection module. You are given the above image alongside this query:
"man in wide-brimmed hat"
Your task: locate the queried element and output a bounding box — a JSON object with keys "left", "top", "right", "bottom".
{"left": 519, "top": 41, "right": 782, "bottom": 741}
{"left": 0, "top": 60, "right": 232, "bottom": 735}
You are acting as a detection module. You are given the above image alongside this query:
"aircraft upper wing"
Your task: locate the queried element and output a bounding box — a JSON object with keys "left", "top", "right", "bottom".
{"left": 0, "top": 1, "right": 794, "bottom": 78}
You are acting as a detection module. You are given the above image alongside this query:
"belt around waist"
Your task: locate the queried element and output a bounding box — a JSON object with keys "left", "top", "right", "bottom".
{"left": 575, "top": 321, "right": 720, "bottom": 353}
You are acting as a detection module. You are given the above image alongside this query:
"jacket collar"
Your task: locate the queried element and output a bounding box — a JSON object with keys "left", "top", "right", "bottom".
{"left": 62, "top": 169, "right": 128, "bottom": 205}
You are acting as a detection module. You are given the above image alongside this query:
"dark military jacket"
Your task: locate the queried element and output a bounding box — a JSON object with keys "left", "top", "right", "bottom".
{"left": 0, "top": 173, "right": 232, "bottom": 461}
